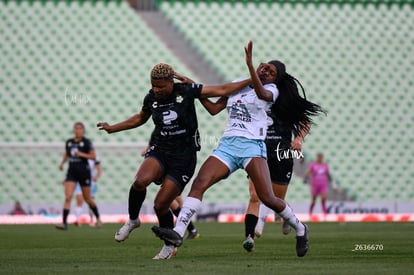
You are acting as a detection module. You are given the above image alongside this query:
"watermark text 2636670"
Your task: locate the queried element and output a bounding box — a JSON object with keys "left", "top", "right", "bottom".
{"left": 352, "top": 244, "right": 383, "bottom": 251}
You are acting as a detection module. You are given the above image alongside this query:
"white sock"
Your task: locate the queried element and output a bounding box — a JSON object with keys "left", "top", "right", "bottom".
{"left": 278, "top": 204, "right": 305, "bottom": 236}
{"left": 174, "top": 197, "right": 201, "bottom": 237}
{"left": 75, "top": 206, "right": 82, "bottom": 222}
{"left": 255, "top": 203, "right": 272, "bottom": 234}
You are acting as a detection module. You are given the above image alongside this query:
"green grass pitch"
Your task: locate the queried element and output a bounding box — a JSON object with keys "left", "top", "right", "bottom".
{"left": 0, "top": 222, "right": 413, "bottom": 275}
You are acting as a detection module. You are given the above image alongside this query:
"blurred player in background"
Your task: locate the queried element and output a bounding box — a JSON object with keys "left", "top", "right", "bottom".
{"left": 56, "top": 122, "right": 102, "bottom": 230}
{"left": 97, "top": 63, "right": 250, "bottom": 259}
{"left": 153, "top": 41, "right": 310, "bottom": 258}
{"left": 305, "top": 152, "right": 331, "bottom": 217}
{"left": 74, "top": 155, "right": 102, "bottom": 226}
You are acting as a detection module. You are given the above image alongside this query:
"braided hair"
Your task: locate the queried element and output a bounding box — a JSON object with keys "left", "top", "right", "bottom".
{"left": 268, "top": 60, "right": 326, "bottom": 137}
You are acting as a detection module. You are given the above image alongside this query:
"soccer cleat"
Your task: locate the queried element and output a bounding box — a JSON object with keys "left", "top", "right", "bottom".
{"left": 152, "top": 244, "right": 178, "bottom": 260}
{"left": 296, "top": 224, "right": 309, "bottom": 257}
{"left": 55, "top": 223, "right": 68, "bottom": 231}
{"left": 114, "top": 219, "right": 141, "bottom": 242}
{"left": 95, "top": 219, "right": 103, "bottom": 228}
{"left": 282, "top": 220, "right": 292, "bottom": 235}
{"left": 242, "top": 235, "right": 255, "bottom": 253}
{"left": 254, "top": 231, "right": 262, "bottom": 238}
{"left": 152, "top": 226, "right": 183, "bottom": 247}
{"left": 186, "top": 229, "right": 200, "bottom": 240}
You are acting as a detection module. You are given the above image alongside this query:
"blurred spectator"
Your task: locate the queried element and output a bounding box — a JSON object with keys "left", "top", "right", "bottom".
{"left": 9, "top": 201, "right": 27, "bottom": 215}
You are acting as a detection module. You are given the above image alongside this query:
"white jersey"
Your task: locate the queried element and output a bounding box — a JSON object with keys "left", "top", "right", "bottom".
{"left": 223, "top": 79, "right": 279, "bottom": 140}
{"left": 88, "top": 156, "right": 100, "bottom": 178}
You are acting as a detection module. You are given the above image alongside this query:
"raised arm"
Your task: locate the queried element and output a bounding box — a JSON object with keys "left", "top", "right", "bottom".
{"left": 245, "top": 41, "right": 274, "bottom": 102}
{"left": 199, "top": 96, "right": 228, "bottom": 116}
{"left": 175, "top": 71, "right": 251, "bottom": 98}
{"left": 97, "top": 109, "right": 151, "bottom": 134}
{"left": 200, "top": 79, "right": 251, "bottom": 98}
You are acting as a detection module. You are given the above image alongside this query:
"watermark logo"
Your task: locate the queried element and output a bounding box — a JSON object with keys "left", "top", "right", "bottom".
{"left": 274, "top": 142, "right": 304, "bottom": 161}
{"left": 64, "top": 87, "right": 91, "bottom": 105}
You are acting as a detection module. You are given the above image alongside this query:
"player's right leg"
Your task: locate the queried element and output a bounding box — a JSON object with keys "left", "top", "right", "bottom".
{"left": 115, "top": 157, "right": 163, "bottom": 242}
{"left": 56, "top": 181, "right": 76, "bottom": 230}
{"left": 171, "top": 198, "right": 200, "bottom": 240}
{"left": 152, "top": 156, "right": 229, "bottom": 247}
{"left": 244, "top": 181, "right": 260, "bottom": 252}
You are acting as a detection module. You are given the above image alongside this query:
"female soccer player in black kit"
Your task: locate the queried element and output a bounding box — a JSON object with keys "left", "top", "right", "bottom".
{"left": 243, "top": 60, "right": 325, "bottom": 252}
{"left": 56, "top": 122, "right": 102, "bottom": 230}
{"left": 97, "top": 63, "right": 250, "bottom": 259}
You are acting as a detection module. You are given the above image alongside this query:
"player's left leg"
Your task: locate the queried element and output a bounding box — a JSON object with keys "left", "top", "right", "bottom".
{"left": 152, "top": 179, "right": 181, "bottom": 260}
{"left": 243, "top": 180, "right": 260, "bottom": 252}
{"left": 272, "top": 183, "right": 291, "bottom": 235}
{"left": 321, "top": 192, "right": 328, "bottom": 218}
{"left": 81, "top": 185, "right": 102, "bottom": 227}
{"left": 246, "top": 157, "right": 308, "bottom": 257}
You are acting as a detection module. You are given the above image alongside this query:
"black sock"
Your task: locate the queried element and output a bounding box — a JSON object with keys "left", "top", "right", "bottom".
{"left": 157, "top": 208, "right": 174, "bottom": 229}
{"left": 245, "top": 214, "right": 258, "bottom": 238}
{"left": 128, "top": 186, "right": 146, "bottom": 220}
{"left": 90, "top": 206, "right": 100, "bottom": 219}
{"left": 173, "top": 208, "right": 195, "bottom": 233}
{"left": 157, "top": 209, "right": 175, "bottom": 246}
{"left": 63, "top": 209, "right": 70, "bottom": 225}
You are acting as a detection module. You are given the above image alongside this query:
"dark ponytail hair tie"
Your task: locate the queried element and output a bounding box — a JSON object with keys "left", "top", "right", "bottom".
{"left": 268, "top": 60, "right": 286, "bottom": 84}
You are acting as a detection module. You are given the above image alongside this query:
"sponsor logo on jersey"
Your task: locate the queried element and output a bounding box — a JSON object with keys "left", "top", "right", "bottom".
{"left": 162, "top": 110, "right": 178, "bottom": 125}
{"left": 286, "top": 172, "right": 292, "bottom": 179}
{"left": 176, "top": 95, "right": 183, "bottom": 103}
{"left": 231, "top": 122, "right": 247, "bottom": 129}
{"left": 152, "top": 102, "right": 158, "bottom": 108}
{"left": 229, "top": 102, "right": 251, "bottom": 122}
{"left": 182, "top": 175, "right": 189, "bottom": 183}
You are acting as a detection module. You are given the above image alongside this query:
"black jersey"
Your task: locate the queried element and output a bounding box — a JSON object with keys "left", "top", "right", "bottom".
{"left": 142, "top": 83, "right": 203, "bottom": 152}
{"left": 265, "top": 111, "right": 293, "bottom": 158}
{"left": 65, "top": 137, "right": 94, "bottom": 166}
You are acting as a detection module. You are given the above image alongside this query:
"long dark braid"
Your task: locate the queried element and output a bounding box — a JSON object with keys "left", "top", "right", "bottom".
{"left": 268, "top": 60, "right": 326, "bottom": 137}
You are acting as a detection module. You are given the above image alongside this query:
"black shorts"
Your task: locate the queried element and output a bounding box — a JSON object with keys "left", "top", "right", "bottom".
{"left": 145, "top": 145, "right": 197, "bottom": 193}
{"left": 66, "top": 163, "right": 91, "bottom": 187}
{"left": 267, "top": 157, "right": 293, "bottom": 185}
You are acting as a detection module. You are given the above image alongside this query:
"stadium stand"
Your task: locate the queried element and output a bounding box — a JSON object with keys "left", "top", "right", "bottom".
{"left": 0, "top": 0, "right": 413, "bottom": 212}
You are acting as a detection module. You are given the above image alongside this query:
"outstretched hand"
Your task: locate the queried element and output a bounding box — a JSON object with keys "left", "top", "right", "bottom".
{"left": 244, "top": 40, "right": 254, "bottom": 67}
{"left": 174, "top": 72, "right": 195, "bottom": 84}
{"left": 97, "top": 122, "right": 112, "bottom": 133}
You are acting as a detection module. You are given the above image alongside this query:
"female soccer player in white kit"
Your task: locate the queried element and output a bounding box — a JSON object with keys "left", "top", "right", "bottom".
{"left": 153, "top": 41, "right": 309, "bottom": 257}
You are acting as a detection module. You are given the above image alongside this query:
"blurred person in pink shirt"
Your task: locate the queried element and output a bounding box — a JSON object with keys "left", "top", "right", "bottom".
{"left": 305, "top": 153, "right": 331, "bottom": 217}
